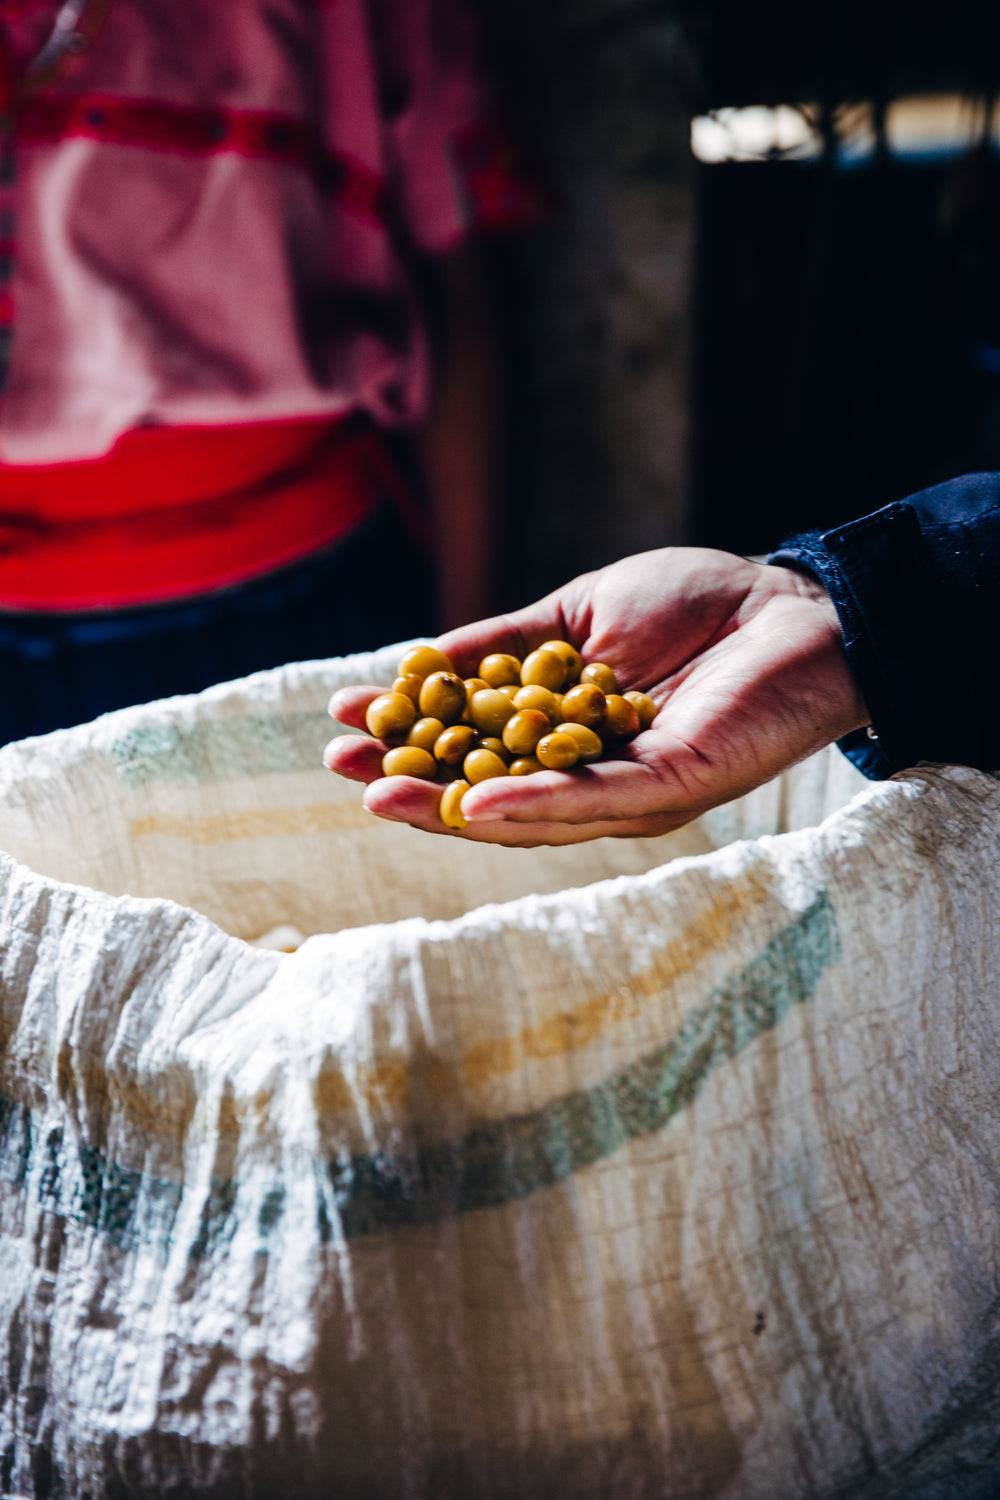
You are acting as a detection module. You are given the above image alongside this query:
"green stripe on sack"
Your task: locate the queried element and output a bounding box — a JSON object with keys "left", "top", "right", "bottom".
{"left": 0, "top": 890, "right": 839, "bottom": 1253}
{"left": 110, "top": 711, "right": 333, "bottom": 788}
{"left": 330, "top": 888, "right": 840, "bottom": 1237}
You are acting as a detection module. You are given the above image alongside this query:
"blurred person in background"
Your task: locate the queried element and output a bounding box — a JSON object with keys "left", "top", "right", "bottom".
{"left": 0, "top": 0, "right": 544, "bottom": 744}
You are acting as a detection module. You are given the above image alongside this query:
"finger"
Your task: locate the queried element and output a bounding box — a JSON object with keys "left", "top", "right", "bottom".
{"left": 437, "top": 615, "right": 564, "bottom": 679}
{"left": 328, "top": 684, "right": 384, "bottom": 729}
{"left": 430, "top": 813, "right": 686, "bottom": 847}
{"left": 323, "top": 732, "right": 386, "bottom": 784}
{"left": 362, "top": 773, "right": 688, "bottom": 845}
{"left": 449, "top": 812, "right": 691, "bottom": 846}
{"left": 458, "top": 739, "right": 697, "bottom": 826}
{"left": 363, "top": 773, "right": 453, "bottom": 828}
{"left": 436, "top": 585, "right": 591, "bottom": 678}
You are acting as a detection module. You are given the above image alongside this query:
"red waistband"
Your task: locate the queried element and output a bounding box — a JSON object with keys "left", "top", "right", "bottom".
{"left": 0, "top": 416, "right": 426, "bottom": 610}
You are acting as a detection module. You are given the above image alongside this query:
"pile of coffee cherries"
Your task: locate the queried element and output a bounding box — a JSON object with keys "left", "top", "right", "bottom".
{"left": 362, "top": 642, "right": 656, "bottom": 830}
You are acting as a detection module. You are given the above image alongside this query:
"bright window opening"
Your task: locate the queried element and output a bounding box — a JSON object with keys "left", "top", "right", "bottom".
{"left": 691, "top": 94, "right": 997, "bottom": 165}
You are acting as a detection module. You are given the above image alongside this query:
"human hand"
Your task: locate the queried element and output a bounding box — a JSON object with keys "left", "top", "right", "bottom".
{"left": 324, "top": 547, "right": 869, "bottom": 846}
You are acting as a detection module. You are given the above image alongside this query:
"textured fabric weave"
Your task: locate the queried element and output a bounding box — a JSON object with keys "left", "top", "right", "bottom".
{"left": 0, "top": 656, "right": 996, "bottom": 1496}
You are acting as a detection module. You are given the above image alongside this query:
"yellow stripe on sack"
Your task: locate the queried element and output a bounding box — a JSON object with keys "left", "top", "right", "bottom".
{"left": 315, "top": 868, "right": 776, "bottom": 1119}
{"left": 66, "top": 866, "right": 778, "bottom": 1154}
{"left": 461, "top": 868, "right": 775, "bottom": 1088}
{"left": 130, "top": 802, "right": 370, "bottom": 844}
{"left": 315, "top": 1057, "right": 460, "bottom": 1118}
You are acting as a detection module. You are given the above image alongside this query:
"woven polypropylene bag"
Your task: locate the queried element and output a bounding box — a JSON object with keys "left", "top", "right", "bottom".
{"left": 0, "top": 645, "right": 997, "bottom": 1500}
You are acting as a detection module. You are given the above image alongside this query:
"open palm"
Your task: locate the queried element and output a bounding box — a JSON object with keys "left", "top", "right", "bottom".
{"left": 324, "top": 547, "right": 869, "bottom": 846}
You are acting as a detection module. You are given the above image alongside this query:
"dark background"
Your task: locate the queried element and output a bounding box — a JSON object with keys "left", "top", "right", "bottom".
{"left": 478, "top": 0, "right": 1000, "bottom": 595}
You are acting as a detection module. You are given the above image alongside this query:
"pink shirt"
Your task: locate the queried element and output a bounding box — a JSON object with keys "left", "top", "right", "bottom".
{"left": 0, "top": 0, "right": 544, "bottom": 464}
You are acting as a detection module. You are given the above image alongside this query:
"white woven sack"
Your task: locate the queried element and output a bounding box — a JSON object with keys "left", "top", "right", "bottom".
{"left": 0, "top": 644, "right": 996, "bottom": 1499}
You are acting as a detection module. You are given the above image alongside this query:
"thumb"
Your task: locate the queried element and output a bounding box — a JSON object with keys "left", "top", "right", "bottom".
{"left": 436, "top": 596, "right": 578, "bottom": 678}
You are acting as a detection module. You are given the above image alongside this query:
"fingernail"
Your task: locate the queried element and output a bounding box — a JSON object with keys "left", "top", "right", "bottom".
{"left": 463, "top": 800, "right": 504, "bottom": 823}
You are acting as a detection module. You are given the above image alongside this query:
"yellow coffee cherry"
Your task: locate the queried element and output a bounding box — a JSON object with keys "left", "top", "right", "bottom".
{"left": 520, "top": 647, "right": 566, "bottom": 691}
{"left": 580, "top": 661, "right": 618, "bottom": 695}
{"left": 366, "top": 692, "right": 418, "bottom": 742}
{"left": 440, "top": 779, "right": 471, "bottom": 829}
{"left": 354, "top": 642, "right": 645, "bottom": 799}
{"left": 392, "top": 674, "right": 424, "bottom": 705}
{"left": 418, "top": 671, "right": 466, "bottom": 725}
{"left": 434, "top": 724, "right": 477, "bottom": 765}
{"left": 556, "top": 721, "right": 603, "bottom": 762}
{"left": 560, "top": 682, "right": 607, "bottom": 731}
{"left": 469, "top": 688, "right": 517, "bottom": 736}
{"left": 602, "top": 694, "right": 641, "bottom": 743}
{"left": 479, "top": 736, "right": 512, "bottom": 763}
{"left": 624, "top": 690, "right": 657, "bottom": 730}
{"left": 536, "top": 731, "right": 580, "bottom": 769}
{"left": 540, "top": 640, "right": 583, "bottom": 683}
{"left": 502, "top": 709, "right": 551, "bottom": 756}
{"left": 464, "top": 747, "right": 510, "bottom": 783}
{"left": 397, "top": 645, "right": 453, "bottom": 680}
{"left": 382, "top": 746, "right": 437, "bottom": 779}
{"left": 479, "top": 653, "right": 522, "bottom": 688}
{"left": 512, "top": 684, "right": 561, "bottom": 722}
{"left": 407, "top": 716, "right": 445, "bottom": 753}
{"left": 460, "top": 678, "right": 490, "bottom": 725}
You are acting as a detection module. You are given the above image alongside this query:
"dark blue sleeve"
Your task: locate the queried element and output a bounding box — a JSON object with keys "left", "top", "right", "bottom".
{"left": 768, "top": 472, "right": 1000, "bottom": 779}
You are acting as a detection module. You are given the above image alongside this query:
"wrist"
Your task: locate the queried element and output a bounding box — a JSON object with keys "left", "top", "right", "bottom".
{"left": 760, "top": 560, "right": 871, "bottom": 736}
